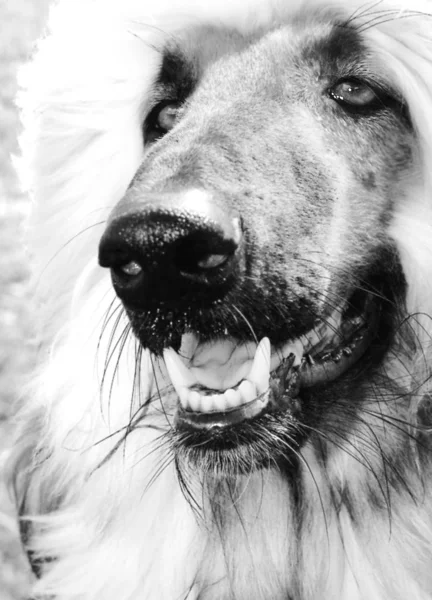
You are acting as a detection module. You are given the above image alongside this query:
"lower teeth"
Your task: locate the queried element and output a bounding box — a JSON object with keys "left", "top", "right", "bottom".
{"left": 166, "top": 304, "right": 373, "bottom": 418}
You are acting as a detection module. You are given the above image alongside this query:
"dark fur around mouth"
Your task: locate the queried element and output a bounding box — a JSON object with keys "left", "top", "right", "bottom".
{"left": 137, "top": 247, "right": 408, "bottom": 474}
{"left": 127, "top": 246, "right": 403, "bottom": 356}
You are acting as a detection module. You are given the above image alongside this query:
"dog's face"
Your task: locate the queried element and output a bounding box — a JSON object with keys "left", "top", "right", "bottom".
{"left": 15, "top": 3, "right": 432, "bottom": 597}
{"left": 98, "top": 13, "right": 414, "bottom": 474}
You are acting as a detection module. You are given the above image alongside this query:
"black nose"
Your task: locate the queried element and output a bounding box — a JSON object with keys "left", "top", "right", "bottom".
{"left": 98, "top": 189, "right": 243, "bottom": 310}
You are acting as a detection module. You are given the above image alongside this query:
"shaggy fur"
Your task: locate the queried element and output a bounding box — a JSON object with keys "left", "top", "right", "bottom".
{"left": 8, "top": 0, "right": 432, "bottom": 599}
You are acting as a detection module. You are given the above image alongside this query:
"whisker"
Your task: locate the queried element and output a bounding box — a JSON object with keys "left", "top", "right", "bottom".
{"left": 231, "top": 304, "right": 259, "bottom": 343}
{"left": 356, "top": 12, "right": 430, "bottom": 33}
{"left": 38, "top": 221, "right": 106, "bottom": 281}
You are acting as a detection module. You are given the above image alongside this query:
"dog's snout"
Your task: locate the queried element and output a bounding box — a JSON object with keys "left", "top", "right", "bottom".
{"left": 98, "top": 189, "right": 243, "bottom": 309}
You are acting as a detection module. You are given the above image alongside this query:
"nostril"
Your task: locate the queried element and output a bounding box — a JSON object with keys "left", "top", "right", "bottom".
{"left": 197, "top": 254, "right": 229, "bottom": 270}
{"left": 119, "top": 261, "right": 143, "bottom": 277}
{"left": 99, "top": 192, "right": 245, "bottom": 312}
{"left": 111, "top": 261, "right": 145, "bottom": 291}
{"left": 172, "top": 233, "right": 236, "bottom": 276}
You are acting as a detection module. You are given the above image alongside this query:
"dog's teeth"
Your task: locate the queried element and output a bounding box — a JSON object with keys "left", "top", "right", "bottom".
{"left": 238, "top": 380, "right": 257, "bottom": 403}
{"left": 185, "top": 386, "right": 257, "bottom": 414}
{"left": 140, "top": 348, "right": 155, "bottom": 400}
{"left": 181, "top": 381, "right": 265, "bottom": 415}
{"left": 188, "top": 391, "right": 202, "bottom": 412}
{"left": 212, "top": 393, "right": 227, "bottom": 413}
{"left": 178, "top": 387, "right": 190, "bottom": 409}
{"left": 247, "top": 337, "right": 271, "bottom": 394}
{"left": 198, "top": 395, "right": 213, "bottom": 413}
{"left": 168, "top": 337, "right": 274, "bottom": 414}
{"left": 223, "top": 388, "right": 242, "bottom": 408}
{"left": 281, "top": 339, "right": 304, "bottom": 366}
{"left": 163, "top": 348, "right": 198, "bottom": 397}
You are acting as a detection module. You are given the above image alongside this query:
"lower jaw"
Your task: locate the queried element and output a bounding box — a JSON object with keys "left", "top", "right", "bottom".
{"left": 174, "top": 302, "right": 377, "bottom": 435}
{"left": 172, "top": 404, "right": 306, "bottom": 475}
{"left": 170, "top": 311, "right": 393, "bottom": 475}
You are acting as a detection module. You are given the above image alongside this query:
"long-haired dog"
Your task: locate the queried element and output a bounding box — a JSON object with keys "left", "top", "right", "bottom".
{"left": 8, "top": 0, "right": 432, "bottom": 598}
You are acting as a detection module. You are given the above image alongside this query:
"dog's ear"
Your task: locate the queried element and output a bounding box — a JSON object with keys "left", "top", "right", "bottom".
{"left": 363, "top": 15, "right": 432, "bottom": 333}
{"left": 364, "top": 17, "right": 432, "bottom": 176}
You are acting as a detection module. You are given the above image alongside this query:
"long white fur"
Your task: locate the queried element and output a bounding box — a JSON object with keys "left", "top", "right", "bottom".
{"left": 12, "top": 0, "right": 432, "bottom": 598}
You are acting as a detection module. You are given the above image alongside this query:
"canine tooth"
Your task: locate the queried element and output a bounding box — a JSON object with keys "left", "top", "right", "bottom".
{"left": 238, "top": 380, "right": 257, "bottom": 403}
{"left": 223, "top": 388, "right": 242, "bottom": 408}
{"left": 332, "top": 351, "right": 343, "bottom": 363}
{"left": 140, "top": 348, "right": 154, "bottom": 401}
{"left": 188, "top": 391, "right": 202, "bottom": 412}
{"left": 247, "top": 337, "right": 271, "bottom": 394}
{"left": 163, "top": 348, "right": 198, "bottom": 396}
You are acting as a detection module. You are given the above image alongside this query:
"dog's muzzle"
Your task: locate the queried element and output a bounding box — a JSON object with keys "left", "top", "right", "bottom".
{"left": 98, "top": 188, "right": 243, "bottom": 312}
{"left": 98, "top": 187, "right": 381, "bottom": 440}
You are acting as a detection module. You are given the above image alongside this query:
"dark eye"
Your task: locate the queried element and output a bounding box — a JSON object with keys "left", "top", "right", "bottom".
{"left": 144, "top": 101, "right": 181, "bottom": 144}
{"left": 328, "top": 78, "right": 381, "bottom": 111}
{"left": 156, "top": 104, "right": 180, "bottom": 131}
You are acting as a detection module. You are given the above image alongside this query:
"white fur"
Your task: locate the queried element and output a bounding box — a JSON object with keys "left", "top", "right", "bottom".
{"left": 11, "top": 0, "right": 432, "bottom": 598}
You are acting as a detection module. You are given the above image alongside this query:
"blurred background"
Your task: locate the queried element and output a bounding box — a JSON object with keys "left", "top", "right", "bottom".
{"left": 0, "top": 1, "right": 51, "bottom": 597}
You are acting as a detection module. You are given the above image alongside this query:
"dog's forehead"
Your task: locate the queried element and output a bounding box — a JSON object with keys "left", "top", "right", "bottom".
{"left": 159, "top": 15, "right": 368, "bottom": 93}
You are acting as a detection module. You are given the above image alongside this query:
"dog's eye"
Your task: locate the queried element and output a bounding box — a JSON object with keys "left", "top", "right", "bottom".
{"left": 329, "top": 77, "right": 410, "bottom": 123}
{"left": 156, "top": 103, "right": 180, "bottom": 132}
{"left": 144, "top": 102, "right": 181, "bottom": 144}
{"left": 329, "top": 79, "right": 380, "bottom": 110}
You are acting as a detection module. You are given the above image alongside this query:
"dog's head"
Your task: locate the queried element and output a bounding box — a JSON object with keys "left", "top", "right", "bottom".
{"left": 22, "top": 0, "right": 432, "bottom": 488}
{"left": 93, "top": 10, "right": 422, "bottom": 474}
{"left": 14, "top": 1, "right": 432, "bottom": 596}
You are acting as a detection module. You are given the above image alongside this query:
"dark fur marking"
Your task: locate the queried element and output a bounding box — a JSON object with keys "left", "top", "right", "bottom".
{"left": 361, "top": 171, "right": 377, "bottom": 190}
{"left": 300, "top": 23, "right": 366, "bottom": 71}
{"left": 157, "top": 49, "right": 197, "bottom": 102}
{"left": 418, "top": 395, "right": 432, "bottom": 427}
{"left": 301, "top": 23, "right": 410, "bottom": 122}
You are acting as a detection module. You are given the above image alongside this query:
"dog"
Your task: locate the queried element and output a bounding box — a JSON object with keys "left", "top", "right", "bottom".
{"left": 8, "top": 0, "right": 432, "bottom": 598}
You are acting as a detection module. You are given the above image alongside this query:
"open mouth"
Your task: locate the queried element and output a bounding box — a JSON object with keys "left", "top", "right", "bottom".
{"left": 163, "top": 290, "right": 379, "bottom": 432}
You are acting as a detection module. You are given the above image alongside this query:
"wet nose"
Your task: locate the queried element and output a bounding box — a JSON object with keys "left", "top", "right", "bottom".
{"left": 98, "top": 189, "right": 243, "bottom": 310}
